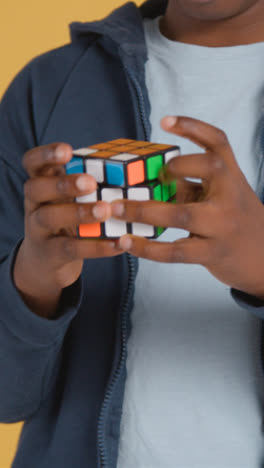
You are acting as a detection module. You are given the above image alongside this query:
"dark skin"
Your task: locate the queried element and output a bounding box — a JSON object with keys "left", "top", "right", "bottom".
{"left": 13, "top": 0, "right": 264, "bottom": 319}
{"left": 159, "top": 0, "right": 264, "bottom": 47}
{"left": 111, "top": 0, "right": 264, "bottom": 299}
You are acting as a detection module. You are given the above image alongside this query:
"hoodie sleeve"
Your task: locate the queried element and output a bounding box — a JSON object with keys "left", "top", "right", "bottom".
{"left": 0, "top": 48, "right": 85, "bottom": 422}
{"left": 0, "top": 156, "right": 83, "bottom": 424}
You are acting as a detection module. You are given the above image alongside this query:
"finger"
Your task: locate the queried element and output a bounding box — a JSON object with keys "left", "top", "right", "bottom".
{"left": 30, "top": 201, "right": 112, "bottom": 234}
{"left": 49, "top": 236, "right": 124, "bottom": 263}
{"left": 116, "top": 234, "right": 210, "bottom": 264}
{"left": 175, "top": 178, "right": 205, "bottom": 204}
{"left": 160, "top": 116, "right": 236, "bottom": 166}
{"left": 24, "top": 173, "right": 97, "bottom": 208}
{"left": 160, "top": 152, "right": 228, "bottom": 185}
{"left": 112, "top": 199, "right": 215, "bottom": 236}
{"left": 23, "top": 143, "right": 73, "bottom": 178}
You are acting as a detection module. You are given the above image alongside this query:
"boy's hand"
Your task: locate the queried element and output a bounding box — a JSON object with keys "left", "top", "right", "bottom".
{"left": 112, "top": 116, "right": 264, "bottom": 299}
{"left": 14, "top": 143, "right": 124, "bottom": 318}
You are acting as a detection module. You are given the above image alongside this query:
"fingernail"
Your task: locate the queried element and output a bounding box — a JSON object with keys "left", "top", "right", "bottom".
{"left": 55, "top": 145, "right": 66, "bottom": 160}
{"left": 92, "top": 204, "right": 106, "bottom": 220}
{"left": 119, "top": 235, "right": 132, "bottom": 250}
{"left": 112, "top": 202, "right": 124, "bottom": 217}
{"left": 164, "top": 116, "right": 178, "bottom": 128}
{"left": 76, "top": 175, "right": 91, "bottom": 191}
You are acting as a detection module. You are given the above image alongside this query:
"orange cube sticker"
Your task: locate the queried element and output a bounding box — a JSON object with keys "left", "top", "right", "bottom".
{"left": 127, "top": 160, "right": 145, "bottom": 186}
{"left": 79, "top": 223, "right": 101, "bottom": 238}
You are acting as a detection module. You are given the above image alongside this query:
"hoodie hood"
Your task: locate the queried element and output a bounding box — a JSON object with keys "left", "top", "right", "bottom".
{"left": 69, "top": 0, "right": 168, "bottom": 58}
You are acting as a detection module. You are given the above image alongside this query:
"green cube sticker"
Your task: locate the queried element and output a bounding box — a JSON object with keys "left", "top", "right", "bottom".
{"left": 169, "top": 180, "right": 177, "bottom": 197}
{"left": 157, "top": 226, "right": 165, "bottom": 236}
{"left": 153, "top": 184, "right": 162, "bottom": 201}
{"left": 162, "top": 183, "right": 170, "bottom": 202}
{"left": 146, "top": 155, "right": 163, "bottom": 180}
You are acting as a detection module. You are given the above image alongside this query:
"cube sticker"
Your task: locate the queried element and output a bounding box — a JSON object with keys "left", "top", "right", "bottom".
{"left": 101, "top": 188, "right": 127, "bottom": 238}
{"left": 128, "top": 186, "right": 155, "bottom": 237}
{"left": 164, "top": 149, "right": 181, "bottom": 164}
{"left": 75, "top": 179, "right": 177, "bottom": 240}
{"left": 76, "top": 192, "right": 98, "bottom": 203}
{"left": 65, "top": 157, "right": 84, "bottom": 175}
{"left": 162, "top": 183, "right": 170, "bottom": 202}
{"left": 152, "top": 183, "right": 162, "bottom": 202}
{"left": 169, "top": 180, "right": 177, "bottom": 198}
{"left": 64, "top": 138, "right": 180, "bottom": 240}
{"left": 79, "top": 223, "right": 101, "bottom": 238}
{"left": 146, "top": 155, "right": 163, "bottom": 181}
{"left": 127, "top": 160, "right": 145, "bottom": 186}
{"left": 85, "top": 159, "right": 104, "bottom": 183}
{"left": 105, "top": 162, "right": 125, "bottom": 186}
{"left": 73, "top": 148, "right": 97, "bottom": 156}
{"left": 65, "top": 139, "right": 180, "bottom": 187}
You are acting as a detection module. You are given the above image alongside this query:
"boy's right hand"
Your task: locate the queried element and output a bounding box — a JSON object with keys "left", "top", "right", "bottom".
{"left": 13, "top": 143, "right": 122, "bottom": 318}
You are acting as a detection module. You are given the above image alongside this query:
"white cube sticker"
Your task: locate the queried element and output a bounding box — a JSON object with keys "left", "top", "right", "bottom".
{"left": 76, "top": 192, "right": 98, "bottom": 203}
{"left": 110, "top": 153, "right": 138, "bottom": 162}
{"left": 104, "top": 219, "right": 128, "bottom": 237}
{"left": 73, "top": 148, "right": 98, "bottom": 156}
{"left": 101, "top": 188, "right": 127, "bottom": 237}
{"left": 131, "top": 223, "right": 155, "bottom": 237}
{"left": 128, "top": 188, "right": 153, "bottom": 237}
{"left": 164, "top": 149, "right": 181, "bottom": 164}
{"left": 101, "top": 188, "right": 124, "bottom": 203}
{"left": 127, "top": 187, "right": 150, "bottom": 201}
{"left": 85, "top": 159, "right": 104, "bottom": 183}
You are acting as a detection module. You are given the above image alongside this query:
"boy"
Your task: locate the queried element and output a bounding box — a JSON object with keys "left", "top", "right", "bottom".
{"left": 1, "top": 0, "right": 264, "bottom": 465}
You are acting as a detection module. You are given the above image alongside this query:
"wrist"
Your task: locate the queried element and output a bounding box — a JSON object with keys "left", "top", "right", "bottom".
{"left": 13, "top": 240, "right": 63, "bottom": 319}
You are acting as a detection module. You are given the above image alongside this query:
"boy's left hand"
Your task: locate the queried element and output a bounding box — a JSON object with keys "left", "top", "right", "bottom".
{"left": 112, "top": 116, "right": 264, "bottom": 299}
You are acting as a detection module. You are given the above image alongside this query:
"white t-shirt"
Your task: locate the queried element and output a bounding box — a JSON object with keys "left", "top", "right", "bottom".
{"left": 117, "top": 15, "right": 264, "bottom": 468}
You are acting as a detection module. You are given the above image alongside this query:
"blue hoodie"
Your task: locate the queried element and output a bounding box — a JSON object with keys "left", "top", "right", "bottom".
{"left": 1, "top": 0, "right": 264, "bottom": 466}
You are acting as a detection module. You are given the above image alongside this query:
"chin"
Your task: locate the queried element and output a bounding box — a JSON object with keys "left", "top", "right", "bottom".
{"left": 174, "top": 0, "right": 259, "bottom": 22}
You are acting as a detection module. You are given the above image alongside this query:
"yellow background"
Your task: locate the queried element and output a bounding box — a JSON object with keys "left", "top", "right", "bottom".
{"left": 0, "top": 0, "right": 142, "bottom": 466}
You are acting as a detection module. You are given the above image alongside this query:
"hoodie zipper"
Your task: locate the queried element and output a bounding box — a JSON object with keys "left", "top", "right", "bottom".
{"left": 97, "top": 253, "right": 136, "bottom": 468}
{"left": 97, "top": 58, "right": 149, "bottom": 468}
{"left": 97, "top": 53, "right": 151, "bottom": 468}
{"left": 121, "top": 57, "right": 150, "bottom": 143}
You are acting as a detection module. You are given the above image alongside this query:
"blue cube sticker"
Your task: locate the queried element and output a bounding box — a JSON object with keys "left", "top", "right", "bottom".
{"left": 65, "top": 157, "right": 84, "bottom": 175}
{"left": 105, "top": 162, "right": 125, "bottom": 186}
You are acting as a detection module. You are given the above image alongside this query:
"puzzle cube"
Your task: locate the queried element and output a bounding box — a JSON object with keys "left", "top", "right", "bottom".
{"left": 65, "top": 138, "right": 181, "bottom": 187}
{"left": 76, "top": 179, "right": 177, "bottom": 239}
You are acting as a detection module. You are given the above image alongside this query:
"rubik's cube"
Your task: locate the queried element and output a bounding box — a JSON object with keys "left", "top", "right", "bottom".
{"left": 65, "top": 139, "right": 180, "bottom": 239}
